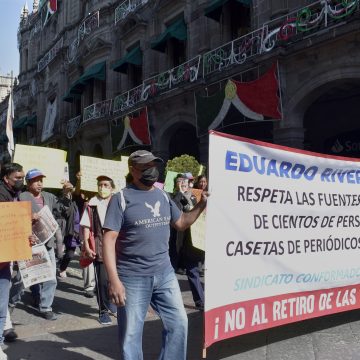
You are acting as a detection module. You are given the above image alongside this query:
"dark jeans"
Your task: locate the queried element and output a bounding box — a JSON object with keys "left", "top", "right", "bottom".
{"left": 93, "top": 261, "right": 117, "bottom": 315}
{"left": 185, "top": 258, "right": 204, "bottom": 306}
{"left": 0, "top": 265, "right": 11, "bottom": 345}
{"left": 59, "top": 246, "right": 77, "bottom": 272}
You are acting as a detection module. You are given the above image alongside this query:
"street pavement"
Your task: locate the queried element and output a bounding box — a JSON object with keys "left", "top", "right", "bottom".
{"left": 3, "top": 262, "right": 360, "bottom": 360}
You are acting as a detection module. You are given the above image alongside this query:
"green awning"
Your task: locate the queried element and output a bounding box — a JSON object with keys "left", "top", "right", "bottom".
{"left": 62, "top": 62, "right": 106, "bottom": 102}
{"left": 24, "top": 114, "right": 37, "bottom": 126}
{"left": 13, "top": 116, "right": 28, "bottom": 130}
{"left": 62, "top": 89, "right": 82, "bottom": 103}
{"left": 205, "top": 0, "right": 251, "bottom": 21}
{"left": 151, "top": 18, "right": 187, "bottom": 52}
{"left": 79, "top": 61, "right": 106, "bottom": 83}
{"left": 112, "top": 46, "right": 142, "bottom": 73}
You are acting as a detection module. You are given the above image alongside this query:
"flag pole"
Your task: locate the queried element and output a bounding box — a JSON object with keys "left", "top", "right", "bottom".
{"left": 6, "top": 71, "right": 15, "bottom": 162}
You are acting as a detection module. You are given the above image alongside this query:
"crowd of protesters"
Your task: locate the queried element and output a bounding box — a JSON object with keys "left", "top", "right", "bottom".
{"left": 0, "top": 151, "right": 208, "bottom": 360}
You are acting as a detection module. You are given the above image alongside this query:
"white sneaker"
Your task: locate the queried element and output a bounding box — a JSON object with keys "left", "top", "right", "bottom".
{"left": 0, "top": 347, "right": 8, "bottom": 360}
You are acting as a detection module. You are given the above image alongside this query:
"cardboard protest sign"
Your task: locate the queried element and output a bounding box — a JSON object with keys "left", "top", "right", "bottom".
{"left": 80, "top": 155, "right": 127, "bottom": 192}
{"left": 205, "top": 131, "right": 360, "bottom": 348}
{"left": 14, "top": 144, "right": 67, "bottom": 189}
{"left": 191, "top": 188, "right": 203, "bottom": 204}
{"left": 164, "top": 171, "right": 178, "bottom": 193}
{"left": 191, "top": 211, "right": 206, "bottom": 251}
{"left": 198, "top": 164, "right": 204, "bottom": 176}
{"left": 0, "top": 202, "right": 32, "bottom": 262}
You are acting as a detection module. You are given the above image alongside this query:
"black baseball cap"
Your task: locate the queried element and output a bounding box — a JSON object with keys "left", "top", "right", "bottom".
{"left": 128, "top": 150, "right": 163, "bottom": 165}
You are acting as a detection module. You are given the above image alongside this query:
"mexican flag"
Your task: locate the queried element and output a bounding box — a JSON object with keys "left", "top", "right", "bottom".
{"left": 195, "top": 63, "right": 282, "bottom": 136}
{"left": 111, "top": 107, "right": 151, "bottom": 152}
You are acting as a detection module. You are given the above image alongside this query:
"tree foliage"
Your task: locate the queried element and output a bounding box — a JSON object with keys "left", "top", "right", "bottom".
{"left": 165, "top": 154, "right": 202, "bottom": 177}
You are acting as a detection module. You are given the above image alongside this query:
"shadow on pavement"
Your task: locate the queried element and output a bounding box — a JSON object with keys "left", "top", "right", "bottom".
{"left": 6, "top": 306, "right": 360, "bottom": 359}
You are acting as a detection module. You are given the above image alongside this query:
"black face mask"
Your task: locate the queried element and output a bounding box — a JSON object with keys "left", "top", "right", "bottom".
{"left": 12, "top": 180, "right": 24, "bottom": 192}
{"left": 139, "top": 167, "right": 159, "bottom": 187}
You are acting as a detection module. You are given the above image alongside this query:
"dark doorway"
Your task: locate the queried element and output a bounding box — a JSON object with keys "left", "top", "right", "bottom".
{"left": 304, "top": 81, "right": 360, "bottom": 157}
{"left": 93, "top": 144, "right": 103, "bottom": 158}
{"left": 168, "top": 124, "right": 199, "bottom": 160}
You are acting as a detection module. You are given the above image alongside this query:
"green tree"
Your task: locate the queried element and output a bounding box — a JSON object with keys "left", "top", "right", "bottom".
{"left": 165, "top": 154, "right": 203, "bottom": 177}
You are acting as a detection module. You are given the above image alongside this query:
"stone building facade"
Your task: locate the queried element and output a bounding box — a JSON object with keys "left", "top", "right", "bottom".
{"left": 1, "top": 0, "right": 360, "bottom": 177}
{"left": 0, "top": 75, "right": 13, "bottom": 103}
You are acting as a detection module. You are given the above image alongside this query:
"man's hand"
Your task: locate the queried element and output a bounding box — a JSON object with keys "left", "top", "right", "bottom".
{"left": 83, "top": 245, "right": 96, "bottom": 259}
{"left": 199, "top": 191, "right": 210, "bottom": 206}
{"left": 32, "top": 213, "right": 40, "bottom": 222}
{"left": 28, "top": 235, "right": 37, "bottom": 246}
{"left": 108, "top": 278, "right": 126, "bottom": 307}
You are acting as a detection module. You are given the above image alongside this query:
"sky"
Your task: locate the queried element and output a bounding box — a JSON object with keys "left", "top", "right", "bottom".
{"left": 0, "top": 0, "right": 33, "bottom": 76}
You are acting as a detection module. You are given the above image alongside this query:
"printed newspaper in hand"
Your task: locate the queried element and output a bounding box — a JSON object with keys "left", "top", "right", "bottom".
{"left": 32, "top": 205, "right": 59, "bottom": 245}
{"left": 18, "top": 244, "right": 56, "bottom": 288}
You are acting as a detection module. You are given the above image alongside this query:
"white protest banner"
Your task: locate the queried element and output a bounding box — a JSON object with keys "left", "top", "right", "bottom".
{"left": 32, "top": 205, "right": 59, "bottom": 245}
{"left": 80, "top": 155, "right": 127, "bottom": 192}
{"left": 18, "top": 244, "right": 55, "bottom": 288}
{"left": 14, "top": 144, "right": 67, "bottom": 188}
{"left": 205, "top": 131, "right": 360, "bottom": 348}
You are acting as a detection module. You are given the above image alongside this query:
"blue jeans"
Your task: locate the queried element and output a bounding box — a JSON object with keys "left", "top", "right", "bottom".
{"left": 0, "top": 265, "right": 11, "bottom": 346}
{"left": 39, "top": 247, "right": 57, "bottom": 312}
{"left": 118, "top": 268, "right": 188, "bottom": 360}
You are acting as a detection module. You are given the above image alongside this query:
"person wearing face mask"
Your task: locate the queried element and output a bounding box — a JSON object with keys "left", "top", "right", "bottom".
{"left": 0, "top": 163, "right": 26, "bottom": 360}
{"left": 80, "top": 175, "right": 117, "bottom": 325}
{"left": 102, "top": 150, "right": 209, "bottom": 360}
{"left": 57, "top": 182, "right": 80, "bottom": 278}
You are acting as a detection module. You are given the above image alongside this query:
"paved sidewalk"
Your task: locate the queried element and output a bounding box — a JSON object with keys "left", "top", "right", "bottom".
{"left": 3, "top": 263, "right": 360, "bottom": 359}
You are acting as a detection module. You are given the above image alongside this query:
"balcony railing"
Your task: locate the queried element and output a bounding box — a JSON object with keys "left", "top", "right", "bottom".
{"left": 38, "top": 37, "right": 64, "bottom": 72}
{"left": 261, "top": 0, "right": 359, "bottom": 53}
{"left": 66, "top": 115, "right": 82, "bottom": 139}
{"left": 203, "top": 28, "right": 264, "bottom": 77}
{"left": 65, "top": 0, "right": 360, "bottom": 120}
{"left": 113, "top": 56, "right": 201, "bottom": 114}
{"left": 203, "top": 0, "right": 359, "bottom": 76}
{"left": 113, "top": 83, "right": 144, "bottom": 114}
{"left": 145, "top": 55, "right": 201, "bottom": 97}
{"left": 68, "top": 11, "right": 100, "bottom": 63}
{"left": 83, "top": 99, "right": 113, "bottom": 123}
{"left": 115, "top": 0, "right": 148, "bottom": 24}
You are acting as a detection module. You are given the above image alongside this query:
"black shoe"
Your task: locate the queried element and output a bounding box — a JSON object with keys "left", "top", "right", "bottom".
{"left": 3, "top": 328, "right": 18, "bottom": 342}
{"left": 41, "top": 311, "right": 57, "bottom": 320}
{"left": 84, "top": 290, "right": 95, "bottom": 298}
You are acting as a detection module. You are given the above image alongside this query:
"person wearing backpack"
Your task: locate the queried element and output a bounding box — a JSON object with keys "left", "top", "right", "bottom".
{"left": 80, "top": 175, "right": 117, "bottom": 325}
{"left": 102, "top": 150, "right": 209, "bottom": 360}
